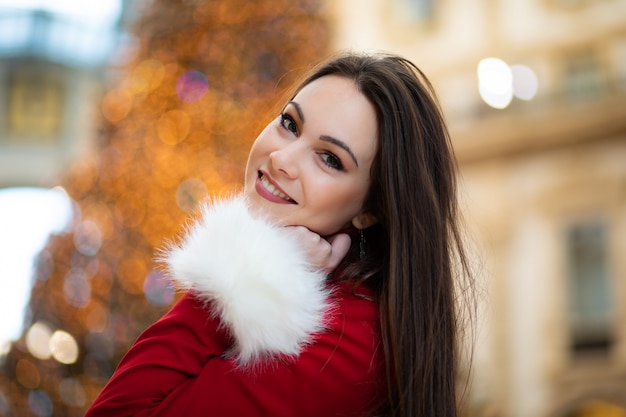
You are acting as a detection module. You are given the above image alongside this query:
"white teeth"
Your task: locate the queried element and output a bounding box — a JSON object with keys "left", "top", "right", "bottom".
{"left": 260, "top": 174, "right": 293, "bottom": 202}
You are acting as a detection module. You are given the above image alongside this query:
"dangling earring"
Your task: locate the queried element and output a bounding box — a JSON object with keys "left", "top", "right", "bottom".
{"left": 359, "top": 229, "right": 368, "bottom": 261}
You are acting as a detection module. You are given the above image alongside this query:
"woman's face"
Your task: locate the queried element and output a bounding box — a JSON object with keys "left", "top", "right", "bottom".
{"left": 244, "top": 75, "right": 378, "bottom": 236}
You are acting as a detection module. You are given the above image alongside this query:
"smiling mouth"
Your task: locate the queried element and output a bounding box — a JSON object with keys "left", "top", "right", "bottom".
{"left": 258, "top": 172, "right": 297, "bottom": 204}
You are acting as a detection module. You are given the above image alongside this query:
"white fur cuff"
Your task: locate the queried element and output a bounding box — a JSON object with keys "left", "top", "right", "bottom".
{"left": 162, "top": 195, "right": 330, "bottom": 365}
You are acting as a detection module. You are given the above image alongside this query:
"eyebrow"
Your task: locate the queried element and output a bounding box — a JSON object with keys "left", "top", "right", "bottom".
{"left": 320, "top": 135, "right": 359, "bottom": 167}
{"left": 287, "top": 101, "right": 305, "bottom": 123}
{"left": 286, "top": 101, "right": 359, "bottom": 167}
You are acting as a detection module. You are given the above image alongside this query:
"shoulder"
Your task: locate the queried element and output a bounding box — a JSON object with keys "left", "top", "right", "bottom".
{"left": 328, "top": 281, "right": 378, "bottom": 321}
{"left": 281, "top": 280, "right": 382, "bottom": 415}
{"left": 322, "top": 281, "right": 380, "bottom": 370}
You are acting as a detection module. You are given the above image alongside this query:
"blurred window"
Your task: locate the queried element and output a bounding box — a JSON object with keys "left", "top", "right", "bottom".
{"left": 553, "top": 0, "right": 583, "bottom": 6}
{"left": 566, "top": 220, "right": 613, "bottom": 356}
{"left": 551, "top": 0, "right": 604, "bottom": 7}
{"left": 4, "top": 70, "right": 65, "bottom": 142}
{"left": 0, "top": 10, "right": 119, "bottom": 68}
{"left": 561, "top": 48, "right": 606, "bottom": 102}
{"left": 406, "top": 0, "right": 434, "bottom": 23}
{"left": 612, "top": 37, "right": 626, "bottom": 92}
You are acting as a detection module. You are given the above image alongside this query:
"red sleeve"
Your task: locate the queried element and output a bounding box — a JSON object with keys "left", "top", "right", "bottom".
{"left": 85, "top": 285, "right": 382, "bottom": 417}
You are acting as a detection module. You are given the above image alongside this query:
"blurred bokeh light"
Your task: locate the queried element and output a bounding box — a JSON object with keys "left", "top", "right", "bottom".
{"left": 478, "top": 57, "right": 539, "bottom": 109}
{"left": 0, "top": 1, "right": 330, "bottom": 415}
{"left": 177, "top": 70, "right": 209, "bottom": 102}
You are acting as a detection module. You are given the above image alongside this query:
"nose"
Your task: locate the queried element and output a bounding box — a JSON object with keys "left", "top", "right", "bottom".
{"left": 269, "top": 145, "right": 300, "bottom": 178}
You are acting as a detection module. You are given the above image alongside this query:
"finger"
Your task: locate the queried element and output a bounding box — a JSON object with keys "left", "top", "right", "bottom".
{"left": 286, "top": 225, "right": 320, "bottom": 246}
{"left": 284, "top": 226, "right": 327, "bottom": 267}
{"left": 325, "top": 233, "right": 351, "bottom": 272}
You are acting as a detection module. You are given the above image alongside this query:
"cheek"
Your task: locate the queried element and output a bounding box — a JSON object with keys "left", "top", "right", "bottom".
{"left": 249, "top": 125, "right": 275, "bottom": 154}
{"left": 247, "top": 138, "right": 264, "bottom": 159}
{"left": 342, "top": 181, "right": 371, "bottom": 217}
{"left": 245, "top": 133, "right": 272, "bottom": 169}
{"left": 326, "top": 183, "right": 370, "bottom": 216}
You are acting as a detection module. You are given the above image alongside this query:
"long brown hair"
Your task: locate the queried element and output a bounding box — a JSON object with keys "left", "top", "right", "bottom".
{"left": 294, "top": 53, "right": 475, "bottom": 417}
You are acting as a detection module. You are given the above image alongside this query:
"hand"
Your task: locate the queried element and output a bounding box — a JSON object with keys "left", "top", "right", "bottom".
{"left": 286, "top": 226, "right": 351, "bottom": 275}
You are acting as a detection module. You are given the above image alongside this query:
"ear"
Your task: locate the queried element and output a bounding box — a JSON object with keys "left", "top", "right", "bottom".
{"left": 351, "top": 211, "right": 378, "bottom": 230}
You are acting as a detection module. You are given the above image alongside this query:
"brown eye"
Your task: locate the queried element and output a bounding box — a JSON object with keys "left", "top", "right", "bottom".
{"left": 319, "top": 152, "right": 343, "bottom": 170}
{"left": 279, "top": 113, "right": 298, "bottom": 135}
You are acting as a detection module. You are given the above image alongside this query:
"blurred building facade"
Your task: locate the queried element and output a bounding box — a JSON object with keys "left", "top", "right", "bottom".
{"left": 0, "top": 2, "right": 134, "bottom": 188}
{"left": 328, "top": 0, "right": 626, "bottom": 416}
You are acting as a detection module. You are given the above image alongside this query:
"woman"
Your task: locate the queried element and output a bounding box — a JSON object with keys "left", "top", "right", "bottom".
{"left": 85, "top": 52, "right": 474, "bottom": 417}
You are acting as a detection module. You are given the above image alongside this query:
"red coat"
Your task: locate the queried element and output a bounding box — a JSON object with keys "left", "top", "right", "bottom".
{"left": 85, "top": 196, "right": 383, "bottom": 417}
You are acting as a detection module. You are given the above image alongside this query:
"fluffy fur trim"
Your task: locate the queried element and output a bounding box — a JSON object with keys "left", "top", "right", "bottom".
{"left": 162, "top": 195, "right": 330, "bottom": 365}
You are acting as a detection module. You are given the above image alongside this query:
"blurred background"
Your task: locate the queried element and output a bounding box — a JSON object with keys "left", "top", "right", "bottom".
{"left": 0, "top": 0, "right": 624, "bottom": 416}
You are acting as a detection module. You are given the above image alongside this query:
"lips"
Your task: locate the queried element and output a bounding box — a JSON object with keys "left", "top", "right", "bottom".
{"left": 256, "top": 171, "right": 297, "bottom": 204}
